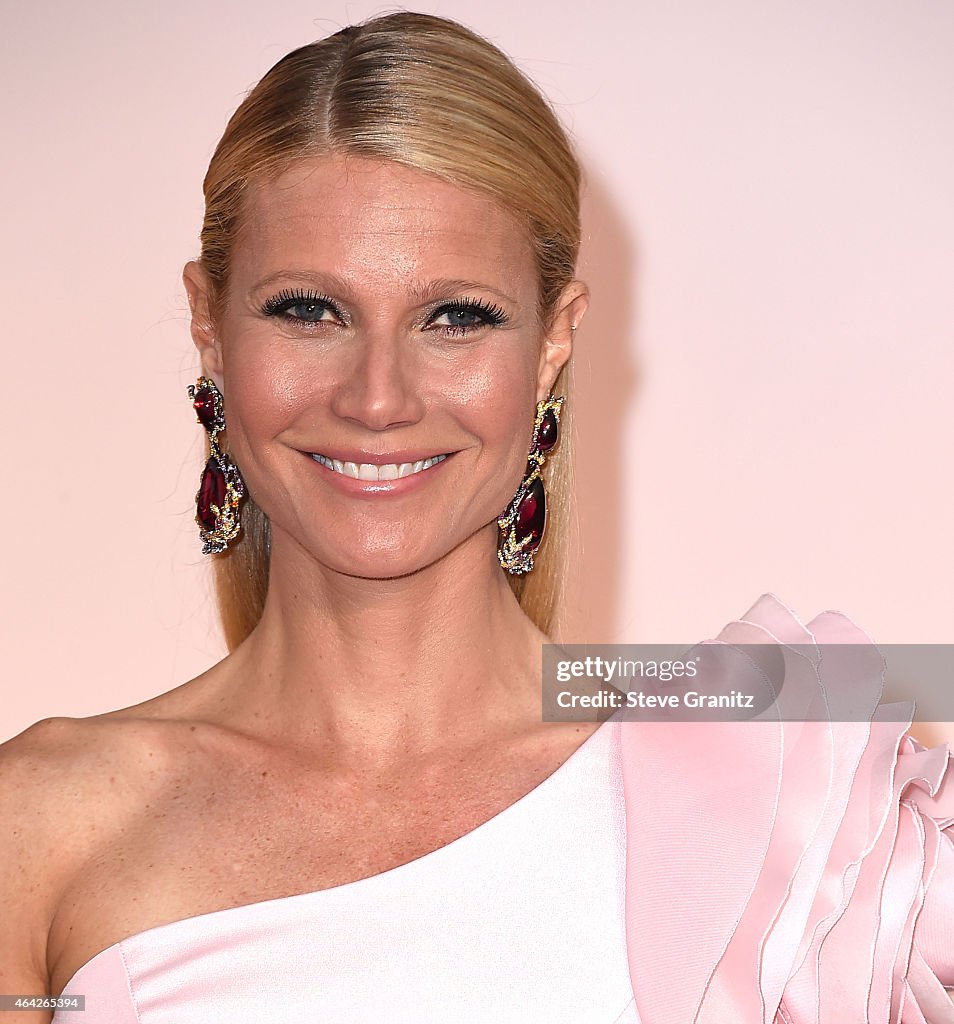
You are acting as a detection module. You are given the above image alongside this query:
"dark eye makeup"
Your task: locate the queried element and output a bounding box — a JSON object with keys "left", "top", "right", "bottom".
{"left": 259, "top": 288, "right": 508, "bottom": 336}
{"left": 428, "top": 296, "right": 507, "bottom": 335}
{"left": 260, "top": 289, "right": 342, "bottom": 324}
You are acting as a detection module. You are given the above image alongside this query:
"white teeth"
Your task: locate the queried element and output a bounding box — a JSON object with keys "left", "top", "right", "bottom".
{"left": 310, "top": 453, "right": 448, "bottom": 480}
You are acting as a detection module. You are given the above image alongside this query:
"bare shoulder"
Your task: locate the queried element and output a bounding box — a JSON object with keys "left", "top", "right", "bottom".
{"left": 0, "top": 713, "right": 182, "bottom": 881}
{"left": 0, "top": 713, "right": 184, "bottom": 803}
{"left": 0, "top": 714, "right": 193, "bottom": 998}
{"left": 0, "top": 711, "right": 205, "bottom": 853}
{"left": 0, "top": 657, "right": 229, "bottom": 804}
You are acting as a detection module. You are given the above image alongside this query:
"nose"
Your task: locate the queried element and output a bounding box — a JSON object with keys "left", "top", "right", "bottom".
{"left": 329, "top": 325, "right": 426, "bottom": 432}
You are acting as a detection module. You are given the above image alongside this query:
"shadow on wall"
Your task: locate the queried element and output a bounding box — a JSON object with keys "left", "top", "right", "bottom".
{"left": 556, "top": 161, "right": 642, "bottom": 645}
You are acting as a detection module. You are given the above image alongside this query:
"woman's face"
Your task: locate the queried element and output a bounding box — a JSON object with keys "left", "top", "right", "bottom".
{"left": 184, "top": 154, "right": 585, "bottom": 580}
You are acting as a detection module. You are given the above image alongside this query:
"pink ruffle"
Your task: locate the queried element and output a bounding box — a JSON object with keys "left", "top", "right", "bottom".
{"left": 619, "top": 593, "right": 954, "bottom": 1024}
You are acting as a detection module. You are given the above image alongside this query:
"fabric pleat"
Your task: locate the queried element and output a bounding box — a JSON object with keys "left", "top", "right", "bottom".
{"left": 620, "top": 592, "right": 954, "bottom": 1024}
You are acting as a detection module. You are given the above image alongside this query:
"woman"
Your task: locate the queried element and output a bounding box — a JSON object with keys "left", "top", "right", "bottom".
{"left": 1, "top": 12, "right": 951, "bottom": 1023}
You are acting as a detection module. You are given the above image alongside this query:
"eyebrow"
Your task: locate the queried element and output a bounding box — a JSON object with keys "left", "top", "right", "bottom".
{"left": 248, "top": 270, "right": 518, "bottom": 306}
{"left": 408, "top": 278, "right": 518, "bottom": 305}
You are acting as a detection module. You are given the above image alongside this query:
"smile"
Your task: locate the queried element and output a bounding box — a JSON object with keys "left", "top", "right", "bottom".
{"left": 308, "top": 453, "right": 449, "bottom": 480}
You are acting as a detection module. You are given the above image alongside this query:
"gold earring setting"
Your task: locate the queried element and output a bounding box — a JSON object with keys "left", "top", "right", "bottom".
{"left": 187, "top": 375, "right": 246, "bottom": 554}
{"left": 496, "top": 395, "right": 564, "bottom": 575}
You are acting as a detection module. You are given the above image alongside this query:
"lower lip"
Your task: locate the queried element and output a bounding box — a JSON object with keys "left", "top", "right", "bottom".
{"left": 300, "top": 451, "right": 455, "bottom": 496}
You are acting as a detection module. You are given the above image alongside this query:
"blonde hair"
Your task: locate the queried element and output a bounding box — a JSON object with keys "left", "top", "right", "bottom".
{"left": 195, "top": 11, "right": 581, "bottom": 647}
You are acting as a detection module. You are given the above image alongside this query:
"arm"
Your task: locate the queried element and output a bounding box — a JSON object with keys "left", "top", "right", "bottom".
{"left": 0, "top": 720, "right": 81, "bottom": 1024}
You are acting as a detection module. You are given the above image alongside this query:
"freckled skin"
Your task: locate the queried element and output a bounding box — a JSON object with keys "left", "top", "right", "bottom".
{"left": 194, "top": 154, "right": 564, "bottom": 580}
{"left": 0, "top": 160, "right": 592, "bottom": 1001}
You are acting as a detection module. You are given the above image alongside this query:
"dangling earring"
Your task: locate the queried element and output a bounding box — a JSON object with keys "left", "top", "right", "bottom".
{"left": 497, "top": 394, "right": 564, "bottom": 575}
{"left": 187, "top": 375, "right": 246, "bottom": 554}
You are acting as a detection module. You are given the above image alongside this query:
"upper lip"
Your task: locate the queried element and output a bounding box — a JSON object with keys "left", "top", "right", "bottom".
{"left": 301, "top": 447, "right": 455, "bottom": 465}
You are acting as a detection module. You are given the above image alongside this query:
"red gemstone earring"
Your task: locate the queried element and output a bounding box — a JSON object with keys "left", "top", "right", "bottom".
{"left": 496, "top": 394, "right": 564, "bottom": 575}
{"left": 187, "top": 375, "right": 246, "bottom": 554}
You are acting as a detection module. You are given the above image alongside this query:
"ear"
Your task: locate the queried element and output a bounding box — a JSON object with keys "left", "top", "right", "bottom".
{"left": 182, "top": 260, "right": 224, "bottom": 389}
{"left": 536, "top": 280, "right": 589, "bottom": 404}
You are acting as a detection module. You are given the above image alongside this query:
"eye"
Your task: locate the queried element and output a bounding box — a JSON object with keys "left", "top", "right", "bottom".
{"left": 260, "top": 289, "right": 342, "bottom": 325}
{"left": 426, "top": 298, "right": 508, "bottom": 336}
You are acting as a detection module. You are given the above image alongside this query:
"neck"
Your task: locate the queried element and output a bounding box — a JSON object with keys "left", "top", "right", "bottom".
{"left": 217, "top": 524, "right": 548, "bottom": 763}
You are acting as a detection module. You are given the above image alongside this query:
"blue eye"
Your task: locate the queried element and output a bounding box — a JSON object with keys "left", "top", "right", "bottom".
{"left": 427, "top": 299, "right": 507, "bottom": 335}
{"left": 260, "top": 289, "right": 341, "bottom": 324}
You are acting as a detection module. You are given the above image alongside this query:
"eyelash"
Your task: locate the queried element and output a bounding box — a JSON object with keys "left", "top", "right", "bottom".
{"left": 259, "top": 289, "right": 508, "bottom": 336}
{"left": 430, "top": 296, "right": 508, "bottom": 335}
{"left": 260, "top": 289, "right": 342, "bottom": 322}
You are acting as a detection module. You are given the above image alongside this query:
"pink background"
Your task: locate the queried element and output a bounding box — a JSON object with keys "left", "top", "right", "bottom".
{"left": 2, "top": 1, "right": 952, "bottom": 743}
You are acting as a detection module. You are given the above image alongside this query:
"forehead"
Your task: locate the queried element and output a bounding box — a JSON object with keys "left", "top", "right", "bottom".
{"left": 233, "top": 154, "right": 536, "bottom": 293}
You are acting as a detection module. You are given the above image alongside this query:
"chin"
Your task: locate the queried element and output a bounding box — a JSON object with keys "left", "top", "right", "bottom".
{"left": 276, "top": 513, "right": 493, "bottom": 582}
{"left": 311, "top": 534, "right": 450, "bottom": 582}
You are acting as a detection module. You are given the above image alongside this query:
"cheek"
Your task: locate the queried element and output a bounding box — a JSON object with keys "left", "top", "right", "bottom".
{"left": 447, "top": 351, "right": 541, "bottom": 518}
{"left": 219, "top": 333, "right": 329, "bottom": 444}
{"left": 441, "top": 350, "right": 537, "bottom": 442}
{"left": 443, "top": 362, "right": 496, "bottom": 404}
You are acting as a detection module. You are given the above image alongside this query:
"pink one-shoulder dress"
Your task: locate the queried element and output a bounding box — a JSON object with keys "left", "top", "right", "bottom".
{"left": 54, "top": 595, "right": 954, "bottom": 1022}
